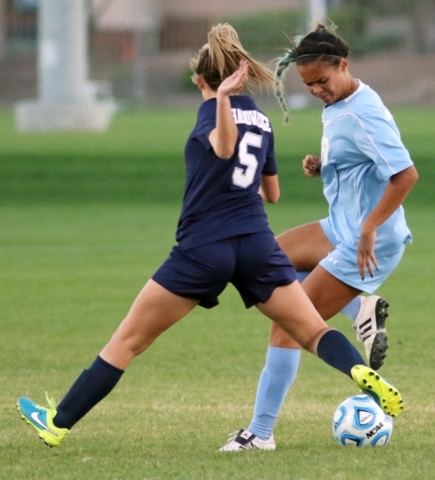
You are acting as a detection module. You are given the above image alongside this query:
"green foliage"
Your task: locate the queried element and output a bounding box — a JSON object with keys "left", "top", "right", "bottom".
{"left": 180, "top": 67, "right": 197, "bottom": 91}
{"left": 180, "top": 6, "right": 408, "bottom": 89}
{"left": 353, "top": 32, "right": 406, "bottom": 56}
{"left": 327, "top": 5, "right": 369, "bottom": 52}
{"left": 218, "top": 6, "right": 406, "bottom": 59}
{"left": 223, "top": 10, "right": 308, "bottom": 55}
{"left": 342, "top": 0, "right": 432, "bottom": 16}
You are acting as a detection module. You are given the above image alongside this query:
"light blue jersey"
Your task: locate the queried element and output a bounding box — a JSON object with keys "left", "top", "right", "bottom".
{"left": 320, "top": 81, "right": 413, "bottom": 257}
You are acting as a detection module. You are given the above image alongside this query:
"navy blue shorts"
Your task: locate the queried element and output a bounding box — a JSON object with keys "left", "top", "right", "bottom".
{"left": 152, "top": 232, "right": 296, "bottom": 309}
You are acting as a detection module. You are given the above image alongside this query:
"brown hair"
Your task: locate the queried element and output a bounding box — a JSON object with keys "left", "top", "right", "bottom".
{"left": 275, "top": 23, "right": 350, "bottom": 122}
{"left": 290, "top": 23, "right": 349, "bottom": 66}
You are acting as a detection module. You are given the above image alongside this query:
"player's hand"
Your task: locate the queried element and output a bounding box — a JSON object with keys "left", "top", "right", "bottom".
{"left": 357, "top": 224, "right": 379, "bottom": 280}
{"left": 217, "top": 60, "right": 249, "bottom": 96}
{"left": 302, "top": 155, "right": 321, "bottom": 177}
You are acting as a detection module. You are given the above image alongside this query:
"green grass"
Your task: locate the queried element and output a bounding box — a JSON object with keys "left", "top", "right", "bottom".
{"left": 1, "top": 106, "right": 435, "bottom": 479}
{"left": 1, "top": 105, "right": 433, "bottom": 205}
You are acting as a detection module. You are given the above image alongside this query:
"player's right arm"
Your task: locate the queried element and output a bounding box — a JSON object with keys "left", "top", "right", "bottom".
{"left": 302, "top": 154, "right": 321, "bottom": 177}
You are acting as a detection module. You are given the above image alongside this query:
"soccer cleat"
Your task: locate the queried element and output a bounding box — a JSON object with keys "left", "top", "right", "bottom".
{"left": 353, "top": 295, "right": 389, "bottom": 370}
{"left": 351, "top": 365, "right": 404, "bottom": 417}
{"left": 218, "top": 429, "right": 276, "bottom": 452}
{"left": 17, "top": 393, "right": 69, "bottom": 447}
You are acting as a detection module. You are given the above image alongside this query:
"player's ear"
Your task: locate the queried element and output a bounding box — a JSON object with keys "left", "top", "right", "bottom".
{"left": 339, "top": 58, "right": 348, "bottom": 72}
{"left": 196, "top": 75, "right": 206, "bottom": 90}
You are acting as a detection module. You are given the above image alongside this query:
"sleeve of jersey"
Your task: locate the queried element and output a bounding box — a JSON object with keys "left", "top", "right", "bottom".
{"left": 195, "top": 101, "right": 217, "bottom": 150}
{"left": 262, "top": 130, "right": 278, "bottom": 176}
{"left": 353, "top": 109, "right": 413, "bottom": 181}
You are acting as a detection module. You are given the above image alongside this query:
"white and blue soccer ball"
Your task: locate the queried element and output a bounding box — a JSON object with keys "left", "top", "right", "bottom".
{"left": 332, "top": 394, "right": 393, "bottom": 447}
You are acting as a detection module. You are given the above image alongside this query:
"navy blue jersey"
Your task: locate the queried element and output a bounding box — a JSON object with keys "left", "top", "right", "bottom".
{"left": 176, "top": 95, "right": 277, "bottom": 248}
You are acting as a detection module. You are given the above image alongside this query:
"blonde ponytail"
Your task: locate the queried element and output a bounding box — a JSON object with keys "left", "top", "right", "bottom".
{"left": 190, "top": 23, "right": 275, "bottom": 94}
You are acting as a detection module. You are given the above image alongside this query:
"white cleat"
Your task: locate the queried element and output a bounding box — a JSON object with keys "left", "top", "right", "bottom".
{"left": 353, "top": 295, "right": 389, "bottom": 370}
{"left": 218, "top": 429, "right": 276, "bottom": 452}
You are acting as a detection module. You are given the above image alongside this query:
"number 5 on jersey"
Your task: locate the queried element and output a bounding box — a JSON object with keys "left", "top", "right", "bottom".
{"left": 232, "top": 132, "right": 262, "bottom": 188}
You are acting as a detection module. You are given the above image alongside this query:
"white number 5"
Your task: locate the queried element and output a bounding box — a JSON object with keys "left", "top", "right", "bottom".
{"left": 232, "top": 132, "right": 262, "bottom": 188}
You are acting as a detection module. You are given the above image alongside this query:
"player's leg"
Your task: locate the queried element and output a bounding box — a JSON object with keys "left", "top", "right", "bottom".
{"left": 275, "top": 221, "right": 331, "bottom": 270}
{"left": 220, "top": 274, "right": 402, "bottom": 450}
{"left": 264, "top": 267, "right": 389, "bottom": 406}
{"left": 220, "top": 231, "right": 358, "bottom": 451}
{"left": 235, "top": 267, "right": 360, "bottom": 447}
{"left": 257, "top": 282, "right": 403, "bottom": 416}
{"left": 220, "top": 233, "right": 402, "bottom": 450}
{"left": 100, "top": 280, "right": 198, "bottom": 369}
{"left": 231, "top": 223, "right": 337, "bottom": 447}
{"left": 242, "top": 268, "right": 392, "bottom": 448}
{"left": 279, "top": 219, "right": 388, "bottom": 337}
{"left": 246, "top": 224, "right": 388, "bottom": 442}
{"left": 315, "top": 246, "right": 405, "bottom": 369}
{"left": 17, "top": 280, "right": 198, "bottom": 447}
{"left": 258, "top": 280, "right": 351, "bottom": 355}
{"left": 18, "top": 240, "right": 236, "bottom": 447}
{"left": 289, "top": 283, "right": 387, "bottom": 361}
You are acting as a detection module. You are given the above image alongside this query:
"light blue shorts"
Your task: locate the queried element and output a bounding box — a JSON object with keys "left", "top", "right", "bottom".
{"left": 319, "top": 218, "right": 405, "bottom": 293}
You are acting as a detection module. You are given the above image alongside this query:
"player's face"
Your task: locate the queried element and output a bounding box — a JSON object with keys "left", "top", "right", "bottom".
{"left": 297, "top": 59, "right": 351, "bottom": 104}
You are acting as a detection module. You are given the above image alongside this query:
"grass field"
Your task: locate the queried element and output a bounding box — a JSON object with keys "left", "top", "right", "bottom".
{"left": 1, "top": 106, "right": 434, "bottom": 479}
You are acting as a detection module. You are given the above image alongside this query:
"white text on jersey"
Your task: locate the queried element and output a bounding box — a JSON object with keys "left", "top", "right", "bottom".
{"left": 231, "top": 108, "right": 272, "bottom": 132}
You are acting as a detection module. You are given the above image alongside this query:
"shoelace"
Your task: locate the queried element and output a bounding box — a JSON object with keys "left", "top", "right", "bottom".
{"left": 353, "top": 321, "right": 386, "bottom": 342}
{"left": 224, "top": 430, "right": 241, "bottom": 443}
{"left": 45, "top": 391, "right": 58, "bottom": 410}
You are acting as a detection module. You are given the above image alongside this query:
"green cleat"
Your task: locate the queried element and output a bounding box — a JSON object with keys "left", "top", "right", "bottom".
{"left": 351, "top": 365, "right": 404, "bottom": 417}
{"left": 17, "top": 393, "right": 69, "bottom": 447}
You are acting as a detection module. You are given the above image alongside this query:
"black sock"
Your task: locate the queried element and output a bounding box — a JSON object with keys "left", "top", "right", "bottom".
{"left": 54, "top": 355, "right": 124, "bottom": 429}
{"left": 317, "top": 330, "right": 366, "bottom": 378}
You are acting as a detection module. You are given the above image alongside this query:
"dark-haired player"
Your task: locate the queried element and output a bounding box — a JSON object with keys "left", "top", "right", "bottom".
{"left": 220, "top": 22, "right": 417, "bottom": 452}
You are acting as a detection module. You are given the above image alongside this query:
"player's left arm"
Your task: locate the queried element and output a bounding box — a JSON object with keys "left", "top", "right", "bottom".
{"left": 259, "top": 174, "right": 280, "bottom": 203}
{"left": 358, "top": 165, "right": 419, "bottom": 278}
{"left": 354, "top": 109, "right": 419, "bottom": 278}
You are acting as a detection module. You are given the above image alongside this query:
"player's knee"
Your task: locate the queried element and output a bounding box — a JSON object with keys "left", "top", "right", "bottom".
{"left": 109, "top": 323, "right": 152, "bottom": 359}
{"left": 269, "top": 322, "right": 300, "bottom": 348}
{"left": 300, "top": 327, "right": 331, "bottom": 354}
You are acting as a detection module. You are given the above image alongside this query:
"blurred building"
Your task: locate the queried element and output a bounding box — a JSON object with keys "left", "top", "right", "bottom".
{"left": 0, "top": 0, "right": 435, "bottom": 108}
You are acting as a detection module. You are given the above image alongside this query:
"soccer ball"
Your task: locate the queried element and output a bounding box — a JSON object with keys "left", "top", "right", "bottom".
{"left": 332, "top": 394, "right": 393, "bottom": 447}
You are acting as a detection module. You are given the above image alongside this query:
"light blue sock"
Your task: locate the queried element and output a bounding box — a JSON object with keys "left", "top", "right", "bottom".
{"left": 247, "top": 346, "right": 301, "bottom": 440}
{"left": 340, "top": 296, "right": 361, "bottom": 321}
